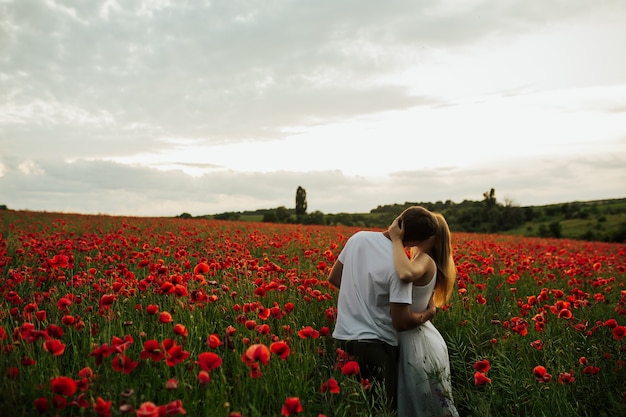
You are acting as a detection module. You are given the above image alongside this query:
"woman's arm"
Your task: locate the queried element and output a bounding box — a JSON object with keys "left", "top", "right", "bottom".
{"left": 388, "top": 218, "right": 435, "bottom": 283}
{"left": 328, "top": 260, "right": 343, "bottom": 288}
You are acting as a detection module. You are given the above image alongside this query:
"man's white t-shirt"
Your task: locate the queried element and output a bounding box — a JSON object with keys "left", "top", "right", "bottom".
{"left": 332, "top": 231, "right": 413, "bottom": 346}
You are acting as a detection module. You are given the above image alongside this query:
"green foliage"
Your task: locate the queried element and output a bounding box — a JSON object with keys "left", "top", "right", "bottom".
{"left": 296, "top": 186, "right": 308, "bottom": 220}
{"left": 206, "top": 191, "right": 626, "bottom": 242}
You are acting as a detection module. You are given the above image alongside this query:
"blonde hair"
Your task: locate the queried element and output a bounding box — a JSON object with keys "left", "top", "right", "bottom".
{"left": 412, "top": 212, "right": 456, "bottom": 307}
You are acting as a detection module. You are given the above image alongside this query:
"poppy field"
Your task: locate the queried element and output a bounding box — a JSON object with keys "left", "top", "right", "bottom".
{"left": 0, "top": 210, "right": 625, "bottom": 417}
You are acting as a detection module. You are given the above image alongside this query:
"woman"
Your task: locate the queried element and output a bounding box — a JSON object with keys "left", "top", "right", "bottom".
{"left": 389, "top": 212, "right": 459, "bottom": 417}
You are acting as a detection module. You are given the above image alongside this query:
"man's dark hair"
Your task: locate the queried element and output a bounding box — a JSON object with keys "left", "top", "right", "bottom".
{"left": 400, "top": 206, "right": 438, "bottom": 243}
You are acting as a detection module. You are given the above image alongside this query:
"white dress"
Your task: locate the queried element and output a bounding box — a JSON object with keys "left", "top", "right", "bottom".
{"left": 397, "top": 272, "right": 459, "bottom": 417}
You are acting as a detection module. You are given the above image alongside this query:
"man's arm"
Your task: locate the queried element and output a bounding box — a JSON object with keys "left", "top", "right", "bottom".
{"left": 328, "top": 260, "right": 343, "bottom": 288}
{"left": 390, "top": 295, "right": 436, "bottom": 332}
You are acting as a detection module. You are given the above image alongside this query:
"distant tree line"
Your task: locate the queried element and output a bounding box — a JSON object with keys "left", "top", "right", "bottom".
{"left": 179, "top": 187, "right": 626, "bottom": 243}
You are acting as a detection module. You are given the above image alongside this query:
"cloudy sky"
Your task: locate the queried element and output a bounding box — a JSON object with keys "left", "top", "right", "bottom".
{"left": 1, "top": 0, "right": 625, "bottom": 217}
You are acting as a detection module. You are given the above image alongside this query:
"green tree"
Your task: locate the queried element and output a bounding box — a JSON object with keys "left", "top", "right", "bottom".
{"left": 295, "top": 186, "right": 307, "bottom": 221}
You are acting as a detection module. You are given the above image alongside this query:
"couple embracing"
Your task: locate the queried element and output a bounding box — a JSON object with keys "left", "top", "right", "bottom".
{"left": 328, "top": 206, "right": 459, "bottom": 417}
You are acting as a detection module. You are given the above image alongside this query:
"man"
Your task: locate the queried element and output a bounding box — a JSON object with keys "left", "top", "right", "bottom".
{"left": 328, "top": 206, "right": 438, "bottom": 410}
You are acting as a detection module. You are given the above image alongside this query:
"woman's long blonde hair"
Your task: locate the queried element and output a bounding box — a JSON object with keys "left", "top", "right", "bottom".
{"left": 412, "top": 212, "right": 456, "bottom": 307}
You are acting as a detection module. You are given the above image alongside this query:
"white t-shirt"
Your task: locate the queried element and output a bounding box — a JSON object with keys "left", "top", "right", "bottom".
{"left": 332, "top": 231, "right": 413, "bottom": 346}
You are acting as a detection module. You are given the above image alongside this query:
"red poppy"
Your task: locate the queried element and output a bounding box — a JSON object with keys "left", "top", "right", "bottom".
{"left": 612, "top": 325, "right": 626, "bottom": 340}
{"left": 43, "top": 339, "right": 66, "bottom": 356}
{"left": 243, "top": 344, "right": 270, "bottom": 366}
{"left": 194, "top": 262, "right": 210, "bottom": 274}
{"left": 557, "top": 371, "right": 576, "bottom": 384}
{"left": 207, "top": 334, "right": 221, "bottom": 349}
{"left": 161, "top": 400, "right": 186, "bottom": 416}
{"left": 474, "top": 371, "right": 491, "bottom": 385}
{"left": 77, "top": 367, "right": 94, "bottom": 380}
{"left": 173, "top": 324, "right": 188, "bottom": 337}
{"left": 94, "top": 397, "right": 112, "bottom": 417}
{"left": 136, "top": 401, "right": 160, "bottom": 417}
{"left": 198, "top": 352, "right": 222, "bottom": 372}
{"left": 558, "top": 309, "right": 573, "bottom": 320}
{"left": 57, "top": 296, "right": 72, "bottom": 311}
{"left": 165, "top": 378, "right": 178, "bottom": 390}
{"left": 140, "top": 340, "right": 165, "bottom": 362}
{"left": 50, "top": 376, "right": 77, "bottom": 396}
{"left": 320, "top": 377, "right": 340, "bottom": 394}
{"left": 146, "top": 304, "right": 159, "bottom": 315}
{"left": 159, "top": 312, "right": 173, "bottom": 323}
{"left": 197, "top": 370, "right": 211, "bottom": 384}
{"left": 111, "top": 355, "right": 138, "bottom": 374}
{"left": 297, "top": 326, "right": 319, "bottom": 339}
{"left": 341, "top": 361, "right": 360, "bottom": 376}
{"left": 99, "top": 294, "right": 116, "bottom": 309}
{"left": 533, "top": 365, "right": 552, "bottom": 383}
{"left": 281, "top": 397, "right": 303, "bottom": 416}
{"left": 34, "top": 397, "right": 48, "bottom": 413}
{"left": 166, "top": 343, "right": 190, "bottom": 367}
{"left": 582, "top": 366, "right": 600, "bottom": 375}
{"left": 270, "top": 341, "right": 290, "bottom": 360}
{"left": 472, "top": 359, "right": 491, "bottom": 373}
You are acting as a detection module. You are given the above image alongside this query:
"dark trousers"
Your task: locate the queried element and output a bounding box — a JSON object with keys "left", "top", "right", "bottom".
{"left": 336, "top": 339, "right": 399, "bottom": 411}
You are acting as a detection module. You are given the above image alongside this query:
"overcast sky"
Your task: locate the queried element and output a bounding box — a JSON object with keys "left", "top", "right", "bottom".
{"left": 1, "top": 0, "right": 625, "bottom": 217}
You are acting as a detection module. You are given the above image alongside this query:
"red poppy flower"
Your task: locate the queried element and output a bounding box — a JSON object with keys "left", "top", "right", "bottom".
{"left": 159, "top": 312, "right": 173, "bottom": 323}
{"left": 173, "top": 324, "right": 188, "bottom": 337}
{"left": 136, "top": 401, "right": 160, "bottom": 417}
{"left": 207, "top": 334, "right": 221, "bottom": 349}
{"left": 50, "top": 376, "right": 77, "bottom": 396}
{"left": 43, "top": 339, "right": 66, "bottom": 356}
{"left": 161, "top": 400, "right": 186, "bottom": 416}
{"left": 34, "top": 397, "right": 48, "bottom": 413}
{"left": 166, "top": 344, "right": 190, "bottom": 367}
{"left": 140, "top": 340, "right": 165, "bottom": 362}
{"left": 558, "top": 309, "right": 573, "bottom": 320}
{"left": 604, "top": 318, "right": 618, "bottom": 328}
{"left": 57, "top": 297, "right": 72, "bottom": 311}
{"left": 36, "top": 310, "right": 47, "bottom": 321}
{"left": 165, "top": 378, "right": 178, "bottom": 390}
{"left": 582, "top": 366, "right": 600, "bottom": 375}
{"left": 198, "top": 352, "right": 222, "bottom": 372}
{"left": 194, "top": 262, "right": 210, "bottom": 274}
{"left": 341, "top": 361, "right": 360, "bottom": 376}
{"left": 244, "top": 344, "right": 270, "bottom": 366}
{"left": 77, "top": 367, "right": 94, "bottom": 380}
{"left": 99, "top": 294, "right": 116, "bottom": 309}
{"left": 472, "top": 359, "right": 490, "bottom": 373}
{"left": 146, "top": 304, "right": 159, "bottom": 315}
{"left": 612, "top": 325, "right": 626, "bottom": 340}
{"left": 111, "top": 355, "right": 138, "bottom": 374}
{"left": 298, "top": 326, "right": 319, "bottom": 339}
{"left": 197, "top": 370, "right": 211, "bottom": 384}
{"left": 270, "top": 341, "right": 290, "bottom": 360}
{"left": 281, "top": 397, "right": 303, "bottom": 416}
{"left": 255, "top": 323, "right": 271, "bottom": 335}
{"left": 320, "top": 377, "right": 340, "bottom": 394}
{"left": 557, "top": 371, "right": 576, "bottom": 384}
{"left": 533, "top": 365, "right": 552, "bottom": 383}
{"left": 248, "top": 362, "right": 263, "bottom": 378}
{"left": 474, "top": 371, "right": 491, "bottom": 385}
{"left": 94, "top": 397, "right": 112, "bottom": 417}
